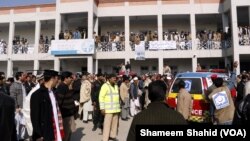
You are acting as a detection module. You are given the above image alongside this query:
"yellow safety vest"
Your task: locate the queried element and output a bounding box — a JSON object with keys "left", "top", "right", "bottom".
{"left": 99, "top": 82, "right": 121, "bottom": 114}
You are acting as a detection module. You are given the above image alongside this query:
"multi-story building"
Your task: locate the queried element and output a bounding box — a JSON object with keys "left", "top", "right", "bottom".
{"left": 0, "top": 0, "right": 249, "bottom": 77}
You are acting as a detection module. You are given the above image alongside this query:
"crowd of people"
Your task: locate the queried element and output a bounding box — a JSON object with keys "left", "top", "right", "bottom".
{"left": 238, "top": 26, "right": 250, "bottom": 46}
{"left": 12, "top": 37, "right": 30, "bottom": 54}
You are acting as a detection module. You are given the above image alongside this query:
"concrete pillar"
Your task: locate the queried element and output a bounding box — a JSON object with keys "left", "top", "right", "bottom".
{"left": 35, "top": 20, "right": 41, "bottom": 54}
{"left": 222, "top": 13, "right": 229, "bottom": 33}
{"left": 190, "top": 14, "right": 196, "bottom": 50}
{"left": 54, "top": 57, "right": 60, "bottom": 71}
{"left": 7, "top": 59, "right": 13, "bottom": 78}
{"left": 234, "top": 53, "right": 240, "bottom": 74}
{"left": 157, "top": 14, "right": 163, "bottom": 41}
{"left": 94, "top": 59, "right": 98, "bottom": 74}
{"left": 55, "top": 14, "right": 61, "bottom": 40}
{"left": 33, "top": 60, "right": 39, "bottom": 75}
{"left": 87, "top": 56, "right": 93, "bottom": 73}
{"left": 230, "top": 1, "right": 240, "bottom": 74}
{"left": 125, "top": 16, "right": 130, "bottom": 51}
{"left": 158, "top": 57, "right": 164, "bottom": 74}
{"left": 192, "top": 56, "right": 197, "bottom": 72}
{"left": 125, "top": 58, "right": 130, "bottom": 64}
{"left": 94, "top": 17, "right": 99, "bottom": 35}
{"left": 8, "top": 21, "right": 15, "bottom": 55}
{"left": 88, "top": 0, "right": 94, "bottom": 39}
{"left": 249, "top": 7, "right": 250, "bottom": 26}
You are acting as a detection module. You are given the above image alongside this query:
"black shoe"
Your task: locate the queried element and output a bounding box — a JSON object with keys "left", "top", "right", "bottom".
{"left": 121, "top": 118, "right": 128, "bottom": 121}
{"left": 109, "top": 137, "right": 119, "bottom": 141}
{"left": 92, "top": 126, "right": 97, "bottom": 131}
{"left": 126, "top": 117, "right": 130, "bottom": 120}
{"left": 83, "top": 120, "right": 88, "bottom": 123}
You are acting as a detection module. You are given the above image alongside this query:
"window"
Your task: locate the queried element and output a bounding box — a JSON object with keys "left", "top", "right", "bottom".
{"left": 171, "top": 78, "right": 202, "bottom": 94}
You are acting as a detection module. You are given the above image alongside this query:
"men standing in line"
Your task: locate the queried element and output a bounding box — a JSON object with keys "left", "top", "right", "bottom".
{"left": 79, "top": 72, "right": 93, "bottom": 123}
{"left": 99, "top": 74, "right": 121, "bottom": 141}
{"left": 120, "top": 75, "right": 130, "bottom": 120}
{"left": 55, "top": 71, "right": 76, "bottom": 141}
{"left": 31, "top": 70, "right": 64, "bottom": 141}
{"left": 91, "top": 73, "right": 105, "bottom": 131}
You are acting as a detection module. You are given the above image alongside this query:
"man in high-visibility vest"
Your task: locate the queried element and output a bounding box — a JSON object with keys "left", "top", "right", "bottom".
{"left": 99, "top": 74, "right": 121, "bottom": 141}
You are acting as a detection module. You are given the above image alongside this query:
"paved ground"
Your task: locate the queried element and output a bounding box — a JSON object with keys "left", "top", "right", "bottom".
{"left": 71, "top": 117, "right": 132, "bottom": 141}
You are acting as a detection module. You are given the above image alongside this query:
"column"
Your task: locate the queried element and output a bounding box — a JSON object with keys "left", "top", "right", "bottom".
{"left": 54, "top": 57, "right": 60, "bottom": 71}
{"left": 158, "top": 57, "right": 164, "bottom": 74}
{"left": 34, "top": 20, "right": 41, "bottom": 54}
{"left": 125, "top": 58, "right": 130, "bottom": 64}
{"left": 190, "top": 14, "right": 196, "bottom": 51}
{"left": 125, "top": 15, "right": 130, "bottom": 51}
{"left": 8, "top": 21, "right": 15, "bottom": 55}
{"left": 94, "top": 59, "right": 98, "bottom": 74}
{"left": 249, "top": 7, "right": 250, "bottom": 26}
{"left": 230, "top": 1, "right": 240, "bottom": 74}
{"left": 222, "top": 13, "right": 229, "bottom": 33}
{"left": 33, "top": 60, "right": 39, "bottom": 75}
{"left": 157, "top": 14, "right": 163, "bottom": 41}
{"left": 88, "top": 0, "right": 94, "bottom": 39}
{"left": 7, "top": 59, "right": 13, "bottom": 78}
{"left": 192, "top": 56, "right": 197, "bottom": 72}
{"left": 234, "top": 53, "right": 240, "bottom": 75}
{"left": 87, "top": 56, "right": 93, "bottom": 73}
{"left": 55, "top": 14, "right": 61, "bottom": 40}
{"left": 94, "top": 17, "right": 99, "bottom": 34}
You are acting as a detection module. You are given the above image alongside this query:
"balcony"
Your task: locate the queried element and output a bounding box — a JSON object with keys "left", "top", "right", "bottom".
{"left": 0, "top": 41, "right": 7, "bottom": 54}
{"left": 12, "top": 44, "right": 34, "bottom": 54}
{"left": 96, "top": 41, "right": 125, "bottom": 52}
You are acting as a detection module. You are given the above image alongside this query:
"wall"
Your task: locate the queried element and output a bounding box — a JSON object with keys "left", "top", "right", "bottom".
{"left": 13, "top": 61, "right": 33, "bottom": 74}
{"left": 15, "top": 23, "right": 35, "bottom": 44}
{"left": 0, "top": 24, "right": 9, "bottom": 42}
{"left": 39, "top": 60, "right": 54, "bottom": 70}
{"left": 60, "top": 58, "right": 87, "bottom": 73}
{"left": 41, "top": 21, "right": 55, "bottom": 39}
{"left": 99, "top": 20, "right": 124, "bottom": 35}
{"left": 0, "top": 61, "right": 7, "bottom": 75}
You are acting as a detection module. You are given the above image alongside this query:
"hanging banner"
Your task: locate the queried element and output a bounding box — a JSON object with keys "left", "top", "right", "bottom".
{"left": 50, "top": 39, "right": 95, "bottom": 55}
{"left": 149, "top": 41, "right": 177, "bottom": 50}
{"left": 135, "top": 41, "right": 145, "bottom": 60}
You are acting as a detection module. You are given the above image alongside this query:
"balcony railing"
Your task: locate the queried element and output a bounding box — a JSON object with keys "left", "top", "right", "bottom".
{"left": 12, "top": 44, "right": 34, "bottom": 54}
{"left": 96, "top": 41, "right": 125, "bottom": 52}
{"left": 0, "top": 43, "right": 7, "bottom": 54}
{"left": 130, "top": 40, "right": 192, "bottom": 51}
{"left": 196, "top": 39, "right": 232, "bottom": 50}
{"left": 239, "top": 36, "right": 250, "bottom": 46}
{"left": 39, "top": 44, "right": 51, "bottom": 53}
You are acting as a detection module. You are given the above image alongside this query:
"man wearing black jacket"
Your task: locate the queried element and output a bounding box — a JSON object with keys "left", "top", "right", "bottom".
{"left": 127, "top": 80, "right": 187, "bottom": 141}
{"left": 91, "top": 73, "right": 105, "bottom": 131}
{"left": 31, "top": 70, "right": 63, "bottom": 141}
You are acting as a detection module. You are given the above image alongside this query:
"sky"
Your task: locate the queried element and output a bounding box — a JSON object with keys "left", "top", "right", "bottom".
{"left": 0, "top": 0, "right": 56, "bottom": 7}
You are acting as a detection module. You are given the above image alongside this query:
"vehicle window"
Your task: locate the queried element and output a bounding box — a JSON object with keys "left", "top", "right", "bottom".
{"left": 171, "top": 78, "right": 202, "bottom": 94}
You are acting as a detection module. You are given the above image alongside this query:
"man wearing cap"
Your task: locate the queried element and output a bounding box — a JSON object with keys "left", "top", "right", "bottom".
{"left": 99, "top": 74, "right": 121, "bottom": 141}
{"left": 31, "top": 70, "right": 64, "bottom": 141}
{"left": 130, "top": 77, "right": 141, "bottom": 116}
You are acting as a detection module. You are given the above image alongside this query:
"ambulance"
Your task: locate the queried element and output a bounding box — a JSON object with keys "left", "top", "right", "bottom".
{"left": 166, "top": 71, "right": 232, "bottom": 123}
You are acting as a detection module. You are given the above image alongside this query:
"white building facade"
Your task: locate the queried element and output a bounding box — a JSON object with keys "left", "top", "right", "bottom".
{"left": 0, "top": 0, "right": 250, "bottom": 77}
